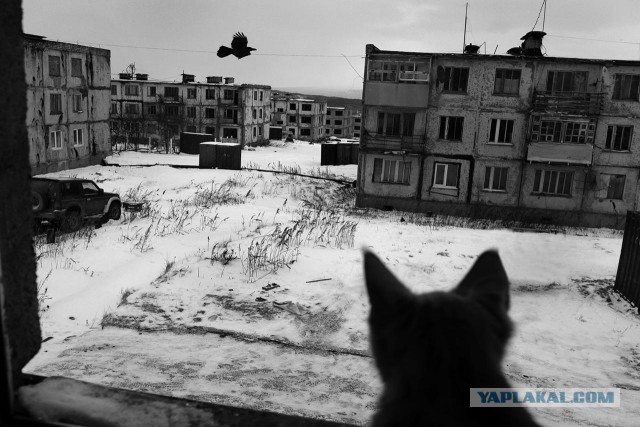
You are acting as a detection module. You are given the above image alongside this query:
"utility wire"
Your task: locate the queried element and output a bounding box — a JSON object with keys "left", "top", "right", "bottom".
{"left": 531, "top": 0, "right": 546, "bottom": 32}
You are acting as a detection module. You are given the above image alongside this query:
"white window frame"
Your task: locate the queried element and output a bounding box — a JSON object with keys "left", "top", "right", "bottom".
{"left": 488, "top": 119, "right": 514, "bottom": 144}
{"left": 597, "top": 174, "right": 626, "bottom": 200}
{"left": 533, "top": 170, "right": 573, "bottom": 196}
{"left": 483, "top": 166, "right": 508, "bottom": 192}
{"left": 433, "top": 162, "right": 460, "bottom": 189}
{"left": 73, "top": 128, "right": 83, "bottom": 147}
{"left": 50, "top": 130, "right": 62, "bottom": 150}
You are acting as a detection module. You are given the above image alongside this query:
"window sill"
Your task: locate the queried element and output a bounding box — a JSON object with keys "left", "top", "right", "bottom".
{"left": 432, "top": 185, "right": 459, "bottom": 190}
{"left": 491, "top": 93, "right": 520, "bottom": 97}
{"left": 531, "top": 193, "right": 572, "bottom": 198}
{"left": 440, "top": 91, "right": 468, "bottom": 95}
{"left": 482, "top": 189, "right": 507, "bottom": 193}
{"left": 601, "top": 149, "right": 631, "bottom": 153}
{"left": 437, "top": 139, "right": 463, "bottom": 143}
{"left": 486, "top": 142, "right": 513, "bottom": 146}
{"left": 372, "top": 181, "right": 411, "bottom": 186}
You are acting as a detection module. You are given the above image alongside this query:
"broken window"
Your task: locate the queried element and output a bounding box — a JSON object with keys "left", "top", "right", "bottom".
{"left": 260, "top": 91, "right": 263, "bottom": 101}
{"left": 204, "top": 108, "right": 214, "bottom": 119}
{"left": 288, "top": 115, "right": 296, "bottom": 123}
{"left": 533, "top": 170, "right": 573, "bottom": 196}
{"left": 301, "top": 104, "right": 312, "bottom": 111}
{"left": 289, "top": 103, "right": 296, "bottom": 110}
{"left": 613, "top": 74, "right": 640, "bottom": 101}
{"left": 185, "top": 107, "right": 195, "bottom": 118}
{"left": 439, "top": 116, "right": 464, "bottom": 141}
{"left": 111, "top": 102, "right": 118, "bottom": 114}
{"left": 546, "top": 71, "right": 587, "bottom": 93}
{"left": 71, "top": 58, "right": 83, "bottom": 77}
{"left": 111, "top": 85, "right": 117, "bottom": 96}
{"left": 72, "top": 128, "right": 83, "bottom": 146}
{"left": 335, "top": 119, "right": 343, "bottom": 126}
{"left": 335, "top": 111, "right": 343, "bottom": 116}
{"left": 49, "top": 130, "right": 62, "bottom": 149}
{"left": 489, "top": 119, "right": 514, "bottom": 143}
{"left": 48, "top": 55, "right": 61, "bottom": 77}
{"left": 334, "top": 129, "right": 342, "bottom": 135}
{"left": 483, "top": 167, "right": 508, "bottom": 191}
{"left": 72, "top": 94, "right": 83, "bottom": 112}
{"left": 326, "top": 120, "right": 330, "bottom": 125}
{"left": 252, "top": 109, "right": 257, "bottom": 119}
{"left": 494, "top": 69, "right": 521, "bottom": 95}
{"left": 301, "top": 116, "right": 311, "bottom": 124}
{"left": 223, "top": 90, "right": 235, "bottom": 100}
{"left": 125, "top": 85, "right": 140, "bottom": 96}
{"left": 49, "top": 93, "right": 62, "bottom": 114}
{"left": 146, "top": 104, "right": 157, "bottom": 115}
{"left": 377, "top": 112, "right": 401, "bottom": 136}
{"left": 206, "top": 89, "right": 215, "bottom": 99}
{"left": 164, "top": 86, "right": 179, "bottom": 98}
{"left": 442, "top": 67, "right": 469, "bottom": 92}
{"left": 433, "top": 163, "right": 459, "bottom": 188}
{"left": 205, "top": 126, "right": 215, "bottom": 135}
{"left": 148, "top": 86, "right": 157, "bottom": 97}
{"left": 373, "top": 158, "right": 411, "bottom": 184}
{"left": 164, "top": 105, "right": 179, "bottom": 116}
{"left": 605, "top": 125, "right": 633, "bottom": 151}
{"left": 254, "top": 91, "right": 258, "bottom": 101}
{"left": 187, "top": 88, "right": 196, "bottom": 99}
{"left": 300, "top": 128, "right": 311, "bottom": 136}
{"left": 259, "top": 108, "right": 263, "bottom": 119}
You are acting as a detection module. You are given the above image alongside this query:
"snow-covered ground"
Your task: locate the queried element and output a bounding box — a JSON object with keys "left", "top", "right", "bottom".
{"left": 24, "top": 140, "right": 640, "bottom": 426}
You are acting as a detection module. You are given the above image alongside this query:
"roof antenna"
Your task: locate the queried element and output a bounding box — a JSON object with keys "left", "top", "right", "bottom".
{"left": 462, "top": 2, "right": 468, "bottom": 53}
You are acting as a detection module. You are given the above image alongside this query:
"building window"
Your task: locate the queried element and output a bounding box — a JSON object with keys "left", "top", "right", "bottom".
{"left": 125, "top": 103, "right": 139, "bottom": 114}
{"left": 546, "top": 71, "right": 587, "bottom": 93}
{"left": 289, "top": 103, "right": 296, "bottom": 111}
{"left": 335, "top": 111, "right": 343, "bottom": 117}
{"left": 598, "top": 174, "right": 626, "bottom": 199}
{"left": 148, "top": 86, "right": 157, "bottom": 97}
{"left": 164, "top": 87, "right": 179, "bottom": 98}
{"left": 494, "top": 69, "right": 520, "bottom": 95}
{"left": 483, "top": 167, "right": 508, "bottom": 192}
{"left": 288, "top": 128, "right": 296, "bottom": 135}
{"left": 334, "top": 119, "right": 343, "bottom": 126}
{"left": 71, "top": 58, "right": 83, "bottom": 77}
{"left": 165, "top": 105, "right": 179, "bottom": 116}
{"left": 489, "top": 119, "right": 514, "bottom": 144}
{"left": 224, "top": 109, "right": 234, "bottom": 119}
{"left": 537, "top": 120, "right": 588, "bottom": 143}
{"left": 334, "top": 129, "right": 342, "bottom": 135}
{"left": 258, "top": 126, "right": 263, "bottom": 136}
{"left": 252, "top": 109, "right": 257, "bottom": 119}
{"left": 326, "top": 119, "right": 331, "bottom": 125}
{"left": 325, "top": 129, "right": 330, "bottom": 134}
{"left": 373, "top": 158, "right": 411, "bottom": 184}
{"left": 533, "top": 170, "right": 573, "bottom": 196}
{"left": 301, "top": 116, "right": 311, "bottom": 124}
{"left": 605, "top": 125, "right": 633, "bottom": 151}
{"left": 259, "top": 108, "right": 263, "bottom": 119}
{"left": 433, "top": 163, "right": 460, "bottom": 189}
{"left": 50, "top": 93, "right": 62, "bottom": 114}
{"left": 613, "top": 74, "right": 640, "bottom": 101}
{"left": 48, "top": 55, "right": 61, "bottom": 77}
{"left": 186, "top": 125, "right": 196, "bottom": 133}
{"left": 111, "top": 102, "right": 118, "bottom": 114}
{"left": 260, "top": 91, "right": 263, "bottom": 101}
{"left": 186, "top": 106, "right": 196, "bottom": 118}
{"left": 301, "top": 104, "right": 312, "bottom": 111}
{"left": 206, "top": 89, "right": 215, "bottom": 99}
{"left": 327, "top": 110, "right": 332, "bottom": 116}
{"left": 72, "top": 128, "right": 83, "bottom": 146}
{"left": 49, "top": 130, "right": 62, "bottom": 149}
{"left": 146, "top": 104, "right": 157, "bottom": 115}
{"left": 205, "top": 108, "right": 215, "bottom": 119}
{"left": 442, "top": 67, "right": 469, "bottom": 92}
{"left": 439, "top": 116, "right": 464, "bottom": 141}
{"left": 72, "top": 94, "right": 83, "bottom": 112}
{"left": 288, "top": 115, "right": 296, "bottom": 123}
{"left": 564, "top": 122, "right": 588, "bottom": 143}
{"left": 253, "top": 127, "right": 257, "bottom": 137}
{"left": 125, "top": 85, "right": 139, "bottom": 96}
{"left": 377, "top": 112, "right": 415, "bottom": 137}
{"left": 188, "top": 88, "right": 196, "bottom": 99}
{"left": 277, "top": 120, "right": 283, "bottom": 125}
{"left": 277, "top": 108, "right": 284, "bottom": 113}
{"left": 223, "top": 90, "right": 235, "bottom": 100}
{"left": 147, "top": 123, "right": 157, "bottom": 134}
{"left": 111, "top": 85, "right": 117, "bottom": 96}
{"left": 205, "top": 126, "right": 215, "bottom": 135}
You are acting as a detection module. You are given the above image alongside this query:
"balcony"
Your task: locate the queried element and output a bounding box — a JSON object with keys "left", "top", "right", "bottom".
{"left": 526, "top": 142, "right": 593, "bottom": 165}
{"left": 157, "top": 95, "right": 184, "bottom": 104}
{"left": 361, "top": 132, "right": 426, "bottom": 154}
{"left": 364, "top": 81, "right": 429, "bottom": 108}
{"left": 532, "top": 91, "right": 605, "bottom": 116}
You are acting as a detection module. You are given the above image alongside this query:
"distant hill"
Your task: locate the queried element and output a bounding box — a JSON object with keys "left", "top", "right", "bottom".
{"left": 272, "top": 89, "right": 362, "bottom": 109}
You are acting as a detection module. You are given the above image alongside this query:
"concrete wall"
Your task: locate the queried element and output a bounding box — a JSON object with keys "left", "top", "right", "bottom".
{"left": 470, "top": 159, "right": 522, "bottom": 207}
{"left": 360, "top": 153, "right": 421, "bottom": 198}
{"left": 519, "top": 164, "right": 587, "bottom": 212}
{"left": 421, "top": 156, "right": 471, "bottom": 203}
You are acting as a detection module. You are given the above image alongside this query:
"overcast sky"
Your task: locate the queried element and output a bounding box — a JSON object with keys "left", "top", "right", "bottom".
{"left": 22, "top": 0, "right": 640, "bottom": 98}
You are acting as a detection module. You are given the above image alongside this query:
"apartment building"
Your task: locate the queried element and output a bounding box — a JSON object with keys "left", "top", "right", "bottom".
{"left": 325, "top": 107, "right": 362, "bottom": 139}
{"left": 270, "top": 95, "right": 326, "bottom": 141}
{"left": 111, "top": 74, "right": 270, "bottom": 148}
{"left": 24, "top": 34, "right": 112, "bottom": 174}
{"left": 357, "top": 33, "right": 640, "bottom": 228}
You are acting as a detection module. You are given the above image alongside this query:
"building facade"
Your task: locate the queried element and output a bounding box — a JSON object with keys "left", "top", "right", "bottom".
{"left": 270, "top": 95, "right": 326, "bottom": 141}
{"left": 24, "top": 34, "right": 112, "bottom": 175}
{"left": 357, "top": 38, "right": 640, "bottom": 228}
{"left": 111, "top": 74, "right": 270, "bottom": 149}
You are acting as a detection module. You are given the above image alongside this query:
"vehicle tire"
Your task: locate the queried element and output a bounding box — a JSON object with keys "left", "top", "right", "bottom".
{"left": 60, "top": 211, "right": 82, "bottom": 233}
{"left": 107, "top": 202, "right": 121, "bottom": 221}
{"left": 32, "top": 191, "right": 45, "bottom": 212}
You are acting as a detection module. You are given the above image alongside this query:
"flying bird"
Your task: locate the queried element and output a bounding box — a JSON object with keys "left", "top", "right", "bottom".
{"left": 217, "top": 32, "right": 256, "bottom": 59}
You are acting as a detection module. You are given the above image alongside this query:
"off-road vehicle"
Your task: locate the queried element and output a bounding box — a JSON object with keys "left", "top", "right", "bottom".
{"left": 31, "top": 177, "right": 121, "bottom": 232}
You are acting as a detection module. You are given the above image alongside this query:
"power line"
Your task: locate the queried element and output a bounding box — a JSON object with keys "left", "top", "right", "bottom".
{"left": 55, "top": 39, "right": 363, "bottom": 58}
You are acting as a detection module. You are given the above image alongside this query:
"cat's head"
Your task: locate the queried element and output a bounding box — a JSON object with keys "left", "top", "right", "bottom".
{"left": 363, "top": 250, "right": 513, "bottom": 384}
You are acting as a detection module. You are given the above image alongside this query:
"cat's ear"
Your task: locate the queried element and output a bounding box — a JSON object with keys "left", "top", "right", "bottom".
{"left": 363, "top": 251, "right": 413, "bottom": 312}
{"left": 453, "top": 250, "right": 510, "bottom": 311}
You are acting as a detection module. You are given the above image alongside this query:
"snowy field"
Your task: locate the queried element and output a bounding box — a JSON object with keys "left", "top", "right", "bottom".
{"left": 24, "top": 140, "right": 640, "bottom": 426}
